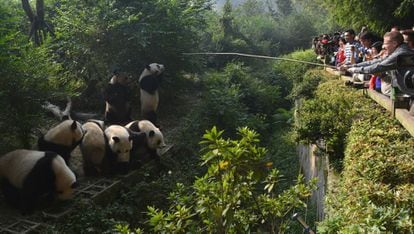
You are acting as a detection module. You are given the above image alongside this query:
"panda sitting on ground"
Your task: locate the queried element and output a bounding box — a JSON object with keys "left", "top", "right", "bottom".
{"left": 125, "top": 120, "right": 166, "bottom": 168}
{"left": 38, "top": 120, "right": 85, "bottom": 165}
{"left": 103, "top": 70, "right": 133, "bottom": 126}
{"left": 0, "top": 149, "right": 78, "bottom": 215}
{"left": 139, "top": 63, "right": 165, "bottom": 126}
{"left": 80, "top": 121, "right": 139, "bottom": 176}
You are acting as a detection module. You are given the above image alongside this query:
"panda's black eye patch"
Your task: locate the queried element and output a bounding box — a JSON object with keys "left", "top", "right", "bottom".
{"left": 157, "top": 140, "right": 161, "bottom": 145}
{"left": 156, "top": 65, "right": 160, "bottom": 68}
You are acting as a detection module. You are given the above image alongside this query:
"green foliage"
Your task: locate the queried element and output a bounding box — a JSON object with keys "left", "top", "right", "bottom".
{"left": 318, "top": 99, "right": 414, "bottom": 233}
{"left": 295, "top": 78, "right": 365, "bottom": 158}
{"left": 203, "top": 1, "right": 319, "bottom": 68}
{"left": 273, "top": 49, "right": 319, "bottom": 85}
{"left": 50, "top": 0, "right": 212, "bottom": 100}
{"left": 0, "top": 1, "right": 79, "bottom": 152}
{"left": 289, "top": 69, "right": 332, "bottom": 100}
{"left": 144, "top": 127, "right": 316, "bottom": 233}
{"left": 174, "top": 62, "right": 285, "bottom": 150}
{"left": 321, "top": 0, "right": 414, "bottom": 34}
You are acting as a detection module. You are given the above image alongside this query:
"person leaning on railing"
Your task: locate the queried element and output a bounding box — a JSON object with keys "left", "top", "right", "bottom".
{"left": 339, "top": 31, "right": 414, "bottom": 96}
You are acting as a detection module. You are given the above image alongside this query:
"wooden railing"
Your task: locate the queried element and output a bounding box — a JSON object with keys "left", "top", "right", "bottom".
{"left": 325, "top": 67, "right": 414, "bottom": 137}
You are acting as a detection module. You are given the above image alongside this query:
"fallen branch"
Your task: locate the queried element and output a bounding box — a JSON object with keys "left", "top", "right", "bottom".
{"left": 42, "top": 97, "right": 102, "bottom": 122}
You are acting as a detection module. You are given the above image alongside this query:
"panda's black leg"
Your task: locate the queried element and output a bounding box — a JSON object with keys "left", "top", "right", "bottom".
{"left": 1, "top": 179, "right": 20, "bottom": 208}
{"left": 45, "top": 191, "right": 55, "bottom": 202}
{"left": 20, "top": 193, "right": 37, "bottom": 215}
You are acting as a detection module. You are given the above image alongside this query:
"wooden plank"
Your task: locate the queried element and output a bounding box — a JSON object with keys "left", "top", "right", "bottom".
{"left": 366, "top": 89, "right": 393, "bottom": 112}
{"left": 395, "top": 109, "right": 414, "bottom": 137}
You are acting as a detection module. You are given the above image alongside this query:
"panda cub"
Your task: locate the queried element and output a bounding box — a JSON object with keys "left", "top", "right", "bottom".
{"left": 0, "top": 150, "right": 78, "bottom": 214}
{"left": 125, "top": 120, "right": 166, "bottom": 168}
{"left": 103, "top": 70, "right": 132, "bottom": 125}
{"left": 139, "top": 63, "right": 165, "bottom": 125}
{"left": 80, "top": 122, "right": 136, "bottom": 175}
{"left": 38, "top": 120, "right": 85, "bottom": 165}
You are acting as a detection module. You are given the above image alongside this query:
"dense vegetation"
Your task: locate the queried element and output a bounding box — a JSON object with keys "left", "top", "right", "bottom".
{"left": 1, "top": 0, "right": 414, "bottom": 232}
{"left": 296, "top": 77, "right": 414, "bottom": 232}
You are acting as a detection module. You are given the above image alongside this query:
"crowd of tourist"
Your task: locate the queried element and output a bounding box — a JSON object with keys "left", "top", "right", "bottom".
{"left": 313, "top": 26, "right": 414, "bottom": 99}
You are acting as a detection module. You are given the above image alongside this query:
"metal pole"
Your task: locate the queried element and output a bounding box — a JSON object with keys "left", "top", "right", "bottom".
{"left": 292, "top": 213, "right": 316, "bottom": 234}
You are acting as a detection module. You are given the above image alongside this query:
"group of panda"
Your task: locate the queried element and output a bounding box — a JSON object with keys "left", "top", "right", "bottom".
{"left": 0, "top": 63, "right": 166, "bottom": 215}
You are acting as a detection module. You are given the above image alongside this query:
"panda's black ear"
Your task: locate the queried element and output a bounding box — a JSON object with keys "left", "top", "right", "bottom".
{"left": 149, "top": 130, "right": 155, "bottom": 138}
{"left": 71, "top": 121, "right": 77, "bottom": 130}
{"left": 145, "top": 64, "right": 151, "bottom": 70}
{"left": 113, "top": 136, "right": 120, "bottom": 143}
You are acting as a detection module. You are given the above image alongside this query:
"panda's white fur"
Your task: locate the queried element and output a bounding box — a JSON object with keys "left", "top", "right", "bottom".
{"left": 52, "top": 154, "right": 78, "bottom": 200}
{"left": 79, "top": 122, "right": 134, "bottom": 175}
{"left": 38, "top": 120, "right": 85, "bottom": 164}
{"left": 126, "top": 120, "right": 166, "bottom": 150}
{"left": 105, "top": 125, "right": 133, "bottom": 164}
{"left": 43, "top": 120, "right": 84, "bottom": 146}
{"left": 80, "top": 120, "right": 106, "bottom": 176}
{"left": 139, "top": 63, "right": 165, "bottom": 125}
{"left": 0, "top": 150, "right": 77, "bottom": 213}
{"left": 125, "top": 120, "right": 166, "bottom": 168}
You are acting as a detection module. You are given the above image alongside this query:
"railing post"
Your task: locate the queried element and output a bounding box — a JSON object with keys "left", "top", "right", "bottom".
{"left": 391, "top": 87, "right": 397, "bottom": 118}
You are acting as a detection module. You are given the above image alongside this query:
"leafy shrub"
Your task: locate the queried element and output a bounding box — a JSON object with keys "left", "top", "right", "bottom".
{"left": 177, "top": 62, "right": 285, "bottom": 144}
{"left": 289, "top": 69, "right": 333, "bottom": 100}
{"left": 272, "top": 49, "right": 319, "bottom": 86}
{"left": 318, "top": 99, "right": 414, "bottom": 233}
{"left": 52, "top": 0, "right": 212, "bottom": 80}
{"left": 295, "top": 79, "right": 365, "bottom": 158}
{"left": 143, "top": 127, "right": 316, "bottom": 233}
{"left": 0, "top": 1, "right": 80, "bottom": 152}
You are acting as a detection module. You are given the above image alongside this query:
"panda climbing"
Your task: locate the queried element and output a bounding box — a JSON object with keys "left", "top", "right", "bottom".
{"left": 125, "top": 120, "right": 166, "bottom": 168}
{"left": 38, "top": 120, "right": 85, "bottom": 165}
{"left": 139, "top": 63, "right": 165, "bottom": 125}
{"left": 0, "top": 150, "right": 78, "bottom": 214}
{"left": 103, "top": 70, "right": 132, "bottom": 125}
{"left": 80, "top": 122, "right": 136, "bottom": 175}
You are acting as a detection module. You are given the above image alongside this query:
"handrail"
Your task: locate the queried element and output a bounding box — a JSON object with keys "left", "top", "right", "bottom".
{"left": 325, "top": 68, "right": 414, "bottom": 137}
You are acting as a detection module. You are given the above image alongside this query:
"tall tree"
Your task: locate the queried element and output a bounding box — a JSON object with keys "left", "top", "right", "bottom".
{"left": 21, "top": 0, "right": 54, "bottom": 45}
{"left": 321, "top": 0, "right": 414, "bottom": 34}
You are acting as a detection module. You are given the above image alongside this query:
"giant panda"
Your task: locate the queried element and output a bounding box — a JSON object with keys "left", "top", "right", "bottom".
{"left": 38, "top": 120, "right": 85, "bottom": 165}
{"left": 125, "top": 120, "right": 166, "bottom": 168}
{"left": 103, "top": 70, "right": 132, "bottom": 125}
{"left": 79, "top": 120, "right": 106, "bottom": 176}
{"left": 138, "top": 63, "right": 165, "bottom": 125}
{"left": 80, "top": 123, "right": 135, "bottom": 175}
{"left": 0, "top": 149, "right": 78, "bottom": 214}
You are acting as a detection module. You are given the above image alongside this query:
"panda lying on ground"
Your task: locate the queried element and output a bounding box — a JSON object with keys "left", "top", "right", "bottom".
{"left": 0, "top": 150, "right": 78, "bottom": 215}
{"left": 38, "top": 120, "right": 85, "bottom": 165}
{"left": 139, "top": 63, "right": 165, "bottom": 126}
